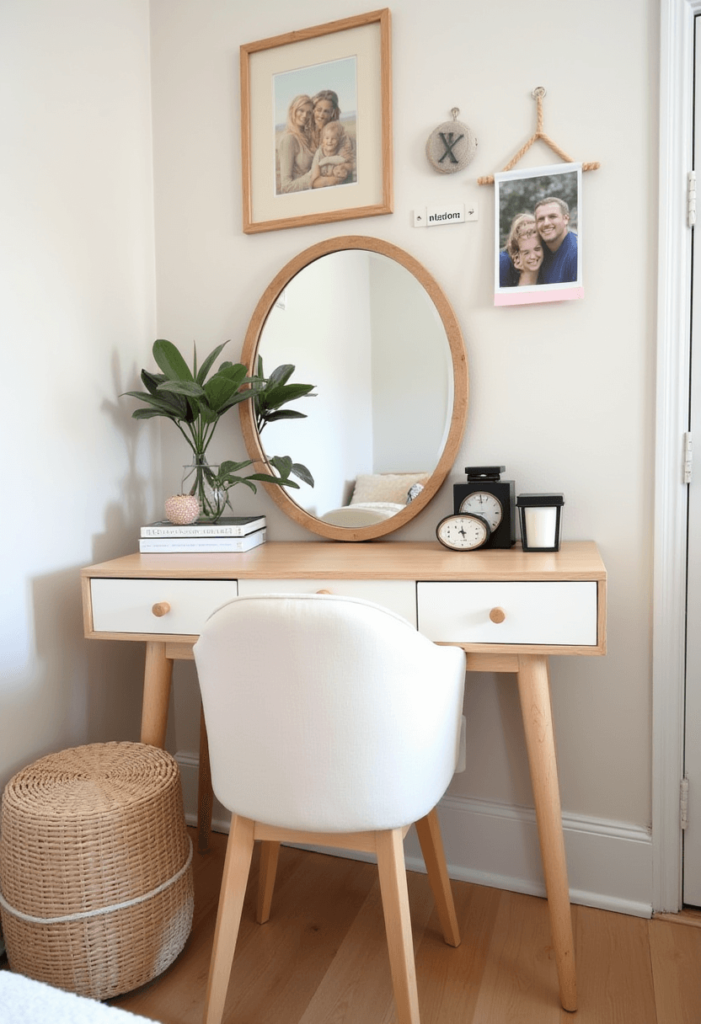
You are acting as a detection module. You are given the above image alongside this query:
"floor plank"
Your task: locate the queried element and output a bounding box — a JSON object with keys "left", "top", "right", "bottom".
{"left": 5, "top": 828, "right": 701, "bottom": 1024}
{"left": 649, "top": 917, "right": 701, "bottom": 1024}
{"left": 470, "top": 888, "right": 563, "bottom": 1024}
{"left": 413, "top": 879, "right": 502, "bottom": 1024}
{"left": 566, "top": 903, "right": 657, "bottom": 1024}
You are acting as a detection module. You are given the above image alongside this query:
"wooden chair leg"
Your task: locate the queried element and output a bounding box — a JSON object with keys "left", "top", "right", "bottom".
{"left": 198, "top": 704, "right": 213, "bottom": 854}
{"left": 256, "top": 840, "right": 281, "bottom": 924}
{"left": 415, "top": 808, "right": 460, "bottom": 947}
{"left": 376, "top": 828, "right": 421, "bottom": 1024}
{"left": 203, "top": 814, "right": 256, "bottom": 1024}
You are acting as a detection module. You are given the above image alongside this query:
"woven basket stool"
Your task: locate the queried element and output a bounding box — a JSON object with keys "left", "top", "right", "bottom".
{"left": 0, "top": 742, "right": 193, "bottom": 1001}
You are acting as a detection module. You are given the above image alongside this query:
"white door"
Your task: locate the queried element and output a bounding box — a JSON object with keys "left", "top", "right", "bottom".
{"left": 684, "top": 12, "right": 701, "bottom": 907}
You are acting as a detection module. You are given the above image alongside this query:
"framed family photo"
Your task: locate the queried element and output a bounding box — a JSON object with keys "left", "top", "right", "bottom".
{"left": 494, "top": 163, "right": 583, "bottom": 306}
{"left": 240, "top": 10, "right": 392, "bottom": 234}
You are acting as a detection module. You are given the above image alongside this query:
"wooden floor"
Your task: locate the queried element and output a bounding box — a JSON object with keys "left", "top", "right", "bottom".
{"left": 61, "top": 827, "right": 701, "bottom": 1022}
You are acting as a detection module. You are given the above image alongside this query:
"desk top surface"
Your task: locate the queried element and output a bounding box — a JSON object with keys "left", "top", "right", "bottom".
{"left": 82, "top": 540, "right": 605, "bottom": 583}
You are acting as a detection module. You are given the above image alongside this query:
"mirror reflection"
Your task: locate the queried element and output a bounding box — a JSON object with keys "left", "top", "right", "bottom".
{"left": 256, "top": 250, "right": 454, "bottom": 528}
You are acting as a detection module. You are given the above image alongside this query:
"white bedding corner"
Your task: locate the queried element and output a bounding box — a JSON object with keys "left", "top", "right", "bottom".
{"left": 319, "top": 501, "right": 405, "bottom": 527}
{"left": 0, "top": 972, "right": 158, "bottom": 1024}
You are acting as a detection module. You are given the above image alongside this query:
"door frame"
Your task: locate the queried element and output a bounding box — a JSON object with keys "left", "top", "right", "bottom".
{"left": 654, "top": 0, "right": 698, "bottom": 912}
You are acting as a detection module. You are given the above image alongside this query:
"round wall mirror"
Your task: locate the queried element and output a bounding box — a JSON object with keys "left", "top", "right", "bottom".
{"left": 239, "top": 236, "right": 468, "bottom": 541}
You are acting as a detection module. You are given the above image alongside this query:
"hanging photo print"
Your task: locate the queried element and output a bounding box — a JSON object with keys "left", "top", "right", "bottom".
{"left": 494, "top": 163, "right": 583, "bottom": 306}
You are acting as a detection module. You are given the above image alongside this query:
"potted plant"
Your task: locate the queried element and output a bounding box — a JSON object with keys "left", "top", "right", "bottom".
{"left": 124, "top": 339, "right": 314, "bottom": 522}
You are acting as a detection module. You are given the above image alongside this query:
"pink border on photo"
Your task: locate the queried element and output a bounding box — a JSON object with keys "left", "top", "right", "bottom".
{"left": 495, "top": 286, "right": 584, "bottom": 307}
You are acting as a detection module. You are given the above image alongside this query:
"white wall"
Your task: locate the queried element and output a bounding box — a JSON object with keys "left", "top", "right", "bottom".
{"left": 150, "top": 0, "right": 657, "bottom": 898}
{"left": 259, "top": 251, "right": 374, "bottom": 516}
{"left": 0, "top": 0, "right": 658, "bottom": 914}
{"left": 369, "top": 253, "right": 451, "bottom": 472}
{"left": 0, "top": 0, "right": 159, "bottom": 789}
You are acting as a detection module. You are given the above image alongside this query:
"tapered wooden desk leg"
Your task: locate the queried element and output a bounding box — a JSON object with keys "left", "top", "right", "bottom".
{"left": 198, "top": 704, "right": 213, "bottom": 854}
{"left": 141, "top": 641, "right": 173, "bottom": 748}
{"left": 516, "top": 654, "right": 577, "bottom": 1013}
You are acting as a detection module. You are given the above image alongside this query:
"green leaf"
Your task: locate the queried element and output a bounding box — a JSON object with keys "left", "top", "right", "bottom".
{"left": 137, "top": 372, "right": 188, "bottom": 414}
{"left": 198, "top": 404, "right": 219, "bottom": 424}
{"left": 157, "top": 379, "right": 207, "bottom": 399}
{"left": 259, "top": 382, "right": 316, "bottom": 412}
{"left": 153, "top": 339, "right": 194, "bottom": 382}
{"left": 290, "top": 462, "right": 314, "bottom": 487}
{"left": 217, "top": 384, "right": 263, "bottom": 414}
{"left": 216, "top": 475, "right": 258, "bottom": 494}
{"left": 268, "top": 363, "right": 295, "bottom": 386}
{"left": 123, "top": 391, "right": 185, "bottom": 417}
{"left": 247, "top": 472, "right": 300, "bottom": 489}
{"left": 196, "top": 341, "right": 229, "bottom": 384}
{"left": 216, "top": 362, "right": 249, "bottom": 385}
{"left": 261, "top": 410, "right": 307, "bottom": 423}
{"left": 219, "top": 460, "right": 254, "bottom": 474}
{"left": 132, "top": 407, "right": 178, "bottom": 421}
{"left": 140, "top": 369, "right": 167, "bottom": 395}
{"left": 269, "top": 455, "right": 293, "bottom": 476}
{"left": 203, "top": 375, "right": 243, "bottom": 412}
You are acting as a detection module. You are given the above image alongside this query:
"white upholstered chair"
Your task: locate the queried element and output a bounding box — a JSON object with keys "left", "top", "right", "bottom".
{"left": 193, "top": 593, "right": 466, "bottom": 1024}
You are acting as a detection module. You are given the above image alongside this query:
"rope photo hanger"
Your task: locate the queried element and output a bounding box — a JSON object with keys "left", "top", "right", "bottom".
{"left": 477, "top": 87, "right": 600, "bottom": 185}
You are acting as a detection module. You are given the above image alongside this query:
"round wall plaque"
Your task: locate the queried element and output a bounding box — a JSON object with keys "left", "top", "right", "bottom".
{"left": 426, "top": 108, "right": 477, "bottom": 174}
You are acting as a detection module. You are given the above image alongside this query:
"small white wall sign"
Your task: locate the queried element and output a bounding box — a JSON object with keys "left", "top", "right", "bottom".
{"left": 413, "top": 203, "right": 477, "bottom": 228}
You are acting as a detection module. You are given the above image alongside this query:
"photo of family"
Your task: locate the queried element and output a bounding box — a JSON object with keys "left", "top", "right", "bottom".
{"left": 494, "top": 164, "right": 583, "bottom": 306}
{"left": 274, "top": 57, "right": 358, "bottom": 196}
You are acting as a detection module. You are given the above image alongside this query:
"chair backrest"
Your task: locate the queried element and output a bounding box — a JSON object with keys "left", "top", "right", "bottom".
{"left": 193, "top": 594, "right": 465, "bottom": 833}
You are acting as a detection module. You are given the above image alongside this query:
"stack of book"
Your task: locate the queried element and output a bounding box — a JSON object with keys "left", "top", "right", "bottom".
{"left": 139, "top": 516, "right": 266, "bottom": 553}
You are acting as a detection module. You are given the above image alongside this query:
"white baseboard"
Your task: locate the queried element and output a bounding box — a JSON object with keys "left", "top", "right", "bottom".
{"left": 176, "top": 753, "right": 653, "bottom": 920}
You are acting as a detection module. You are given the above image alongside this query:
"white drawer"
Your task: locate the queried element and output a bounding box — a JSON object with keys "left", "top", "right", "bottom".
{"left": 90, "top": 578, "right": 239, "bottom": 635}
{"left": 237, "top": 578, "right": 417, "bottom": 627}
{"left": 417, "top": 581, "right": 598, "bottom": 646}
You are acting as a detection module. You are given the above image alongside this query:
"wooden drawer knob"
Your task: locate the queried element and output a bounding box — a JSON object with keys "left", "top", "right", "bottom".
{"left": 151, "top": 602, "right": 171, "bottom": 618}
{"left": 316, "top": 589, "right": 332, "bottom": 595}
{"left": 489, "top": 607, "right": 506, "bottom": 624}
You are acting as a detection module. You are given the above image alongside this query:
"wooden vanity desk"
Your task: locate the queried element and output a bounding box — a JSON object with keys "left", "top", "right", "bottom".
{"left": 81, "top": 539, "right": 606, "bottom": 1012}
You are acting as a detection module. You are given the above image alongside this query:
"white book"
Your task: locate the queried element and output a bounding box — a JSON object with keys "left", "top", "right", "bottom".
{"left": 141, "top": 515, "right": 266, "bottom": 538}
{"left": 139, "top": 529, "right": 267, "bottom": 554}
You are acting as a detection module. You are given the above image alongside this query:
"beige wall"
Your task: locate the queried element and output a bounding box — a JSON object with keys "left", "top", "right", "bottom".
{"left": 0, "top": 0, "right": 657, "bottom": 854}
{"left": 150, "top": 0, "right": 657, "bottom": 830}
{"left": 0, "top": 0, "right": 160, "bottom": 787}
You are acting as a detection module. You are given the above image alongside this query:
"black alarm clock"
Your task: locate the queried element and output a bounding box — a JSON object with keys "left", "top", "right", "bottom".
{"left": 453, "top": 466, "right": 516, "bottom": 549}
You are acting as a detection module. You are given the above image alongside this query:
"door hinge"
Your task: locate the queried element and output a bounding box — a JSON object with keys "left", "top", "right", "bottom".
{"left": 689, "top": 172, "right": 696, "bottom": 227}
{"left": 684, "top": 432, "right": 693, "bottom": 484}
{"left": 681, "top": 776, "right": 690, "bottom": 830}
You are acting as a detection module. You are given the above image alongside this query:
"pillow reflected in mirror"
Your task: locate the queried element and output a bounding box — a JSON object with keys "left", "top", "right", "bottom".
{"left": 350, "top": 472, "right": 430, "bottom": 505}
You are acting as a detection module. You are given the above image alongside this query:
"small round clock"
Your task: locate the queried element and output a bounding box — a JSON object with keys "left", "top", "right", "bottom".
{"left": 458, "top": 490, "right": 503, "bottom": 531}
{"left": 436, "top": 512, "right": 491, "bottom": 551}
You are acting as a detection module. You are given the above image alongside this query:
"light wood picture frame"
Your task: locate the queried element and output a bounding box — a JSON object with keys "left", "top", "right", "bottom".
{"left": 240, "top": 9, "right": 392, "bottom": 234}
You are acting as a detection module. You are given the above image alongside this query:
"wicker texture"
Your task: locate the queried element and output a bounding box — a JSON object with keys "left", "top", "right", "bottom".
{"left": 0, "top": 742, "right": 193, "bottom": 1000}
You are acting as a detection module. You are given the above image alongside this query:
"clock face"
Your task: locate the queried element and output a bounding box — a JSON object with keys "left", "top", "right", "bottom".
{"left": 436, "top": 513, "right": 491, "bottom": 551}
{"left": 459, "top": 491, "right": 503, "bottom": 530}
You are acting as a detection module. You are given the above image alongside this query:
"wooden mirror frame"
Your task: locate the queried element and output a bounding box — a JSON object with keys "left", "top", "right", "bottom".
{"left": 239, "top": 235, "right": 469, "bottom": 541}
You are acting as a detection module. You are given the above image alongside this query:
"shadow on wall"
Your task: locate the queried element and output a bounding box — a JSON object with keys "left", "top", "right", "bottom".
{"left": 103, "top": 348, "right": 159, "bottom": 534}
{"left": 87, "top": 502, "right": 176, "bottom": 752}
{"left": 25, "top": 562, "right": 149, "bottom": 766}
{"left": 451, "top": 669, "right": 534, "bottom": 809}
